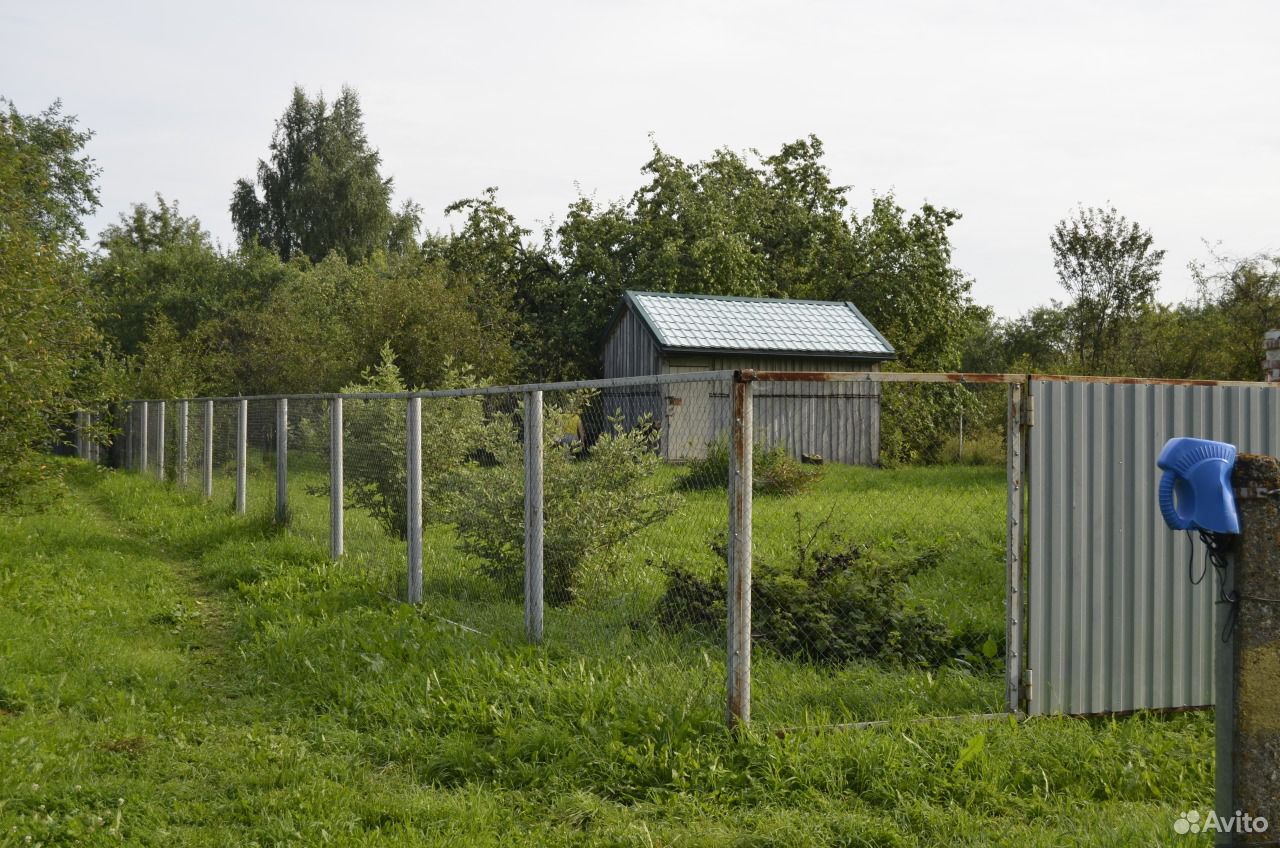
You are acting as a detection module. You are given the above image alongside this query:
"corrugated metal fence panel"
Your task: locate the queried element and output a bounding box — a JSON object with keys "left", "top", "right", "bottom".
{"left": 1027, "top": 380, "right": 1280, "bottom": 715}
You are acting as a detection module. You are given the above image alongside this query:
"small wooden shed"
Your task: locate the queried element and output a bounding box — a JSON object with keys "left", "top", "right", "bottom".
{"left": 600, "top": 291, "right": 895, "bottom": 464}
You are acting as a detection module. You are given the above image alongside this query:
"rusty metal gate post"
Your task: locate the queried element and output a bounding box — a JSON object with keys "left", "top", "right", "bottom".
{"left": 727, "top": 370, "right": 754, "bottom": 729}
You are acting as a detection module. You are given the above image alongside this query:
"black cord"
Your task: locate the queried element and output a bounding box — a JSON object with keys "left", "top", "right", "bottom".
{"left": 1196, "top": 530, "right": 1238, "bottom": 642}
{"left": 1186, "top": 530, "right": 1208, "bottom": 585}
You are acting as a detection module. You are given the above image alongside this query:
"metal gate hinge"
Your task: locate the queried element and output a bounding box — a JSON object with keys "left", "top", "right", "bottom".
{"left": 1022, "top": 669, "right": 1033, "bottom": 703}
{"left": 1022, "top": 396, "right": 1035, "bottom": 428}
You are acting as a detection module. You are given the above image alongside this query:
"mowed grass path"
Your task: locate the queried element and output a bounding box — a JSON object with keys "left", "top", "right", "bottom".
{"left": 0, "top": 461, "right": 1212, "bottom": 845}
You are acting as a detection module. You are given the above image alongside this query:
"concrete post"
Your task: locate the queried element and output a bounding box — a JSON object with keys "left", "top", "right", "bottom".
{"left": 406, "top": 398, "right": 423, "bottom": 604}
{"left": 235, "top": 399, "right": 247, "bottom": 514}
{"left": 275, "top": 398, "right": 288, "bottom": 525}
{"left": 202, "top": 400, "right": 214, "bottom": 499}
{"left": 1222, "top": 453, "right": 1280, "bottom": 841}
{"left": 524, "top": 390, "right": 544, "bottom": 644}
{"left": 727, "top": 370, "right": 754, "bottom": 729}
{"left": 330, "top": 398, "right": 344, "bottom": 559}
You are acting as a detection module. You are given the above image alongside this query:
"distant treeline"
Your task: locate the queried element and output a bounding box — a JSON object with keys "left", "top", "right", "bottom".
{"left": 1, "top": 86, "right": 1276, "bottom": 508}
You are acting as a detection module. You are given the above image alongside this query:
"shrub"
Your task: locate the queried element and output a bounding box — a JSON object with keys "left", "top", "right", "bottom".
{"left": 653, "top": 533, "right": 955, "bottom": 666}
{"left": 334, "top": 345, "right": 487, "bottom": 539}
{"left": 450, "top": 395, "right": 675, "bottom": 605}
{"left": 679, "top": 438, "right": 821, "bottom": 495}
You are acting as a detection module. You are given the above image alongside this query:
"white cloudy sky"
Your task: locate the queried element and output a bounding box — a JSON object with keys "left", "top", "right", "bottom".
{"left": 3, "top": 0, "right": 1277, "bottom": 316}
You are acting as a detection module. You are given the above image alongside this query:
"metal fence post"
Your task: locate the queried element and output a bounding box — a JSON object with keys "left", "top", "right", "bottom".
{"left": 177, "top": 400, "right": 188, "bottom": 485}
{"left": 203, "top": 400, "right": 214, "bottom": 499}
{"left": 524, "top": 390, "right": 544, "bottom": 644}
{"left": 235, "top": 399, "right": 247, "bottom": 514}
{"left": 406, "top": 397, "right": 423, "bottom": 604}
{"left": 74, "top": 411, "right": 86, "bottom": 459}
{"left": 139, "top": 401, "right": 149, "bottom": 473}
{"left": 275, "top": 398, "right": 288, "bottom": 525}
{"left": 1005, "top": 381, "right": 1025, "bottom": 713}
{"left": 727, "top": 370, "right": 754, "bottom": 729}
{"left": 330, "top": 397, "right": 344, "bottom": 559}
{"left": 156, "top": 401, "right": 166, "bottom": 481}
{"left": 124, "top": 404, "right": 133, "bottom": 470}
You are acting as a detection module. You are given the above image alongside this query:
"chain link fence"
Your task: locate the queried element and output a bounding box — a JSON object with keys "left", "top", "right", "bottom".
{"left": 103, "top": 370, "right": 1021, "bottom": 730}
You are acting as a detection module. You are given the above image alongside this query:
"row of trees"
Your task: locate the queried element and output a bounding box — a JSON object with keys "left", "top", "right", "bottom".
{"left": 2, "top": 85, "right": 1277, "bottom": 510}
{"left": 88, "top": 86, "right": 984, "bottom": 401}
{"left": 962, "top": 232, "right": 1278, "bottom": 381}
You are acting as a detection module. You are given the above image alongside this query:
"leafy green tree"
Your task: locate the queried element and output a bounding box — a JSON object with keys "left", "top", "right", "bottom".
{"left": 346, "top": 253, "right": 501, "bottom": 389}
{"left": 1192, "top": 251, "right": 1280, "bottom": 380}
{"left": 231, "top": 86, "right": 419, "bottom": 263}
{"left": 1050, "top": 205, "right": 1164, "bottom": 373}
{"left": 0, "top": 99, "right": 114, "bottom": 509}
{"left": 93, "top": 196, "right": 228, "bottom": 354}
{"left": 423, "top": 188, "right": 540, "bottom": 381}
{"left": 548, "top": 137, "right": 973, "bottom": 376}
{"left": 0, "top": 99, "right": 99, "bottom": 246}
{"left": 237, "top": 253, "right": 502, "bottom": 394}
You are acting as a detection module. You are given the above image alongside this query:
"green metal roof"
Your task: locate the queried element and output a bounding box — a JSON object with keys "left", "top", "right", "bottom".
{"left": 623, "top": 291, "right": 895, "bottom": 359}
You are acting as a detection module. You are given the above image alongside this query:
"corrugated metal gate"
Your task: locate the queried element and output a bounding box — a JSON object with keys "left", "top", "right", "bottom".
{"left": 1025, "top": 378, "right": 1280, "bottom": 715}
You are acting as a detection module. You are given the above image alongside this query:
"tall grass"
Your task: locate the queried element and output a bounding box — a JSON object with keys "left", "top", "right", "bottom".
{"left": 0, "top": 460, "right": 1213, "bottom": 845}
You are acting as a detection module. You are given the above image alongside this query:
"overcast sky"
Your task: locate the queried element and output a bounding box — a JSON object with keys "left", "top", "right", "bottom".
{"left": 4, "top": 0, "right": 1277, "bottom": 316}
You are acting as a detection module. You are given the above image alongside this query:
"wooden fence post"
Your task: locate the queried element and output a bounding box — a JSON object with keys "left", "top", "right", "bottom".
{"left": 235, "top": 399, "right": 247, "bottom": 514}
{"left": 330, "top": 397, "right": 344, "bottom": 559}
{"left": 406, "top": 397, "right": 423, "bottom": 604}
{"left": 727, "top": 370, "right": 754, "bottom": 729}
{"left": 524, "top": 390, "right": 544, "bottom": 644}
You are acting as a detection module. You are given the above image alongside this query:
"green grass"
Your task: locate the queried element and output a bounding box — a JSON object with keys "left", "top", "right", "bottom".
{"left": 0, "top": 459, "right": 1213, "bottom": 845}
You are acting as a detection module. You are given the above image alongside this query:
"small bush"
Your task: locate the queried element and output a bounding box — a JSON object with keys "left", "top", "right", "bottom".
{"left": 451, "top": 395, "right": 675, "bottom": 605}
{"left": 679, "top": 438, "right": 821, "bottom": 495}
{"left": 654, "top": 534, "right": 955, "bottom": 666}
{"left": 330, "top": 344, "right": 487, "bottom": 539}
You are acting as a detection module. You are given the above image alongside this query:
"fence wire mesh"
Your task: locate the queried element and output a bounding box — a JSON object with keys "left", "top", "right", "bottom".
{"left": 110, "top": 373, "right": 1015, "bottom": 729}
{"left": 747, "top": 379, "right": 1011, "bottom": 727}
